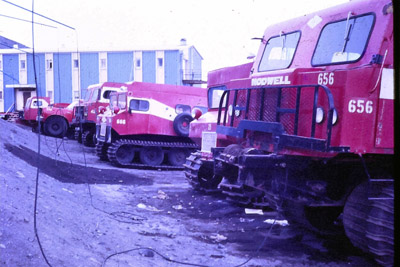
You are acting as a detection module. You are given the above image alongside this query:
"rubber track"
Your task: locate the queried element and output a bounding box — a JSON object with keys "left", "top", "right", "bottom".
{"left": 107, "top": 139, "right": 198, "bottom": 170}
{"left": 95, "top": 141, "right": 109, "bottom": 161}
{"left": 82, "top": 130, "right": 95, "bottom": 147}
{"left": 183, "top": 152, "right": 203, "bottom": 188}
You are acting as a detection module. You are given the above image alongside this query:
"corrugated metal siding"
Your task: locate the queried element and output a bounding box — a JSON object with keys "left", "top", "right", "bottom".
{"left": 80, "top": 53, "right": 99, "bottom": 91}
{"left": 54, "top": 53, "right": 72, "bottom": 103}
{"left": 107, "top": 52, "right": 133, "bottom": 83}
{"left": 28, "top": 53, "right": 46, "bottom": 98}
{"left": 2, "top": 54, "right": 18, "bottom": 111}
{"left": 142, "top": 51, "right": 155, "bottom": 83}
{"left": 164, "top": 50, "right": 181, "bottom": 85}
{"left": 190, "top": 47, "right": 202, "bottom": 78}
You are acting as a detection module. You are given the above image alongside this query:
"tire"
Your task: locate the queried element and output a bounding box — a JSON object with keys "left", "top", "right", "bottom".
{"left": 366, "top": 185, "right": 394, "bottom": 266}
{"left": 168, "top": 148, "right": 188, "bottom": 166}
{"left": 44, "top": 116, "right": 68, "bottom": 137}
{"left": 82, "top": 131, "right": 95, "bottom": 147}
{"left": 343, "top": 182, "right": 370, "bottom": 253}
{"left": 115, "top": 145, "right": 135, "bottom": 164}
{"left": 139, "top": 147, "right": 164, "bottom": 166}
{"left": 173, "top": 113, "right": 193, "bottom": 137}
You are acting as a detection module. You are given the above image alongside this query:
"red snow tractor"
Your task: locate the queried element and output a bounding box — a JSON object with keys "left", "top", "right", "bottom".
{"left": 95, "top": 81, "right": 207, "bottom": 168}
{"left": 72, "top": 82, "right": 127, "bottom": 146}
{"left": 192, "top": 0, "right": 394, "bottom": 265}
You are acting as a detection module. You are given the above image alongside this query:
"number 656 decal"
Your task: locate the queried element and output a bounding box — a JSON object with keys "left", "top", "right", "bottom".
{"left": 348, "top": 100, "right": 373, "bottom": 114}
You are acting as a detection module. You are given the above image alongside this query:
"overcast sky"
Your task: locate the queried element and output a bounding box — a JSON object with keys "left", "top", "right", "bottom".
{"left": 0, "top": 0, "right": 348, "bottom": 77}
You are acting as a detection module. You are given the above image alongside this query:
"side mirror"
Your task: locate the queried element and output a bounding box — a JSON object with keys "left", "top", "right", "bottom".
{"left": 191, "top": 107, "right": 203, "bottom": 120}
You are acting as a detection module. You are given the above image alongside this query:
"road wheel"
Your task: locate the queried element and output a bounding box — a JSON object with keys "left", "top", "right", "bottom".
{"left": 366, "top": 185, "right": 394, "bottom": 266}
{"left": 82, "top": 131, "right": 95, "bottom": 147}
{"left": 44, "top": 116, "right": 68, "bottom": 137}
{"left": 173, "top": 113, "right": 193, "bottom": 137}
{"left": 168, "top": 148, "right": 188, "bottom": 166}
{"left": 115, "top": 145, "right": 135, "bottom": 164}
{"left": 343, "top": 182, "right": 370, "bottom": 252}
{"left": 74, "top": 129, "right": 82, "bottom": 143}
{"left": 140, "top": 147, "right": 164, "bottom": 166}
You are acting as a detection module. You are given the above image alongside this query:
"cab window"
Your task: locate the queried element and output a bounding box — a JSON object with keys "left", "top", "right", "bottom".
{"left": 258, "top": 31, "right": 300, "bottom": 72}
{"left": 90, "top": 88, "right": 100, "bottom": 102}
{"left": 175, "top": 104, "right": 191, "bottom": 114}
{"left": 129, "top": 99, "right": 149, "bottom": 111}
{"left": 208, "top": 86, "right": 226, "bottom": 109}
{"left": 312, "top": 14, "right": 374, "bottom": 66}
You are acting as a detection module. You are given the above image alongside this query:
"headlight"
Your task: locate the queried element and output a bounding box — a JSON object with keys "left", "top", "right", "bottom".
{"left": 332, "top": 109, "right": 338, "bottom": 125}
{"left": 315, "top": 107, "right": 324, "bottom": 124}
{"left": 228, "top": 104, "right": 241, "bottom": 117}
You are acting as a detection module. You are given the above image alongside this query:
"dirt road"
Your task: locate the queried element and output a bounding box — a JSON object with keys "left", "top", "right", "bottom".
{"left": 0, "top": 119, "right": 375, "bottom": 267}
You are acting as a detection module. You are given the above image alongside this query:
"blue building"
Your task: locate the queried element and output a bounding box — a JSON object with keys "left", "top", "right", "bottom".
{"left": 0, "top": 37, "right": 204, "bottom": 112}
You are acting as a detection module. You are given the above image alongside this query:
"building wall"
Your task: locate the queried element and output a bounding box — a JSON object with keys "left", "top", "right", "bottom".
{"left": 164, "top": 50, "right": 181, "bottom": 85}
{"left": 80, "top": 52, "right": 99, "bottom": 91}
{"left": 142, "top": 51, "right": 156, "bottom": 83}
{"left": 2, "top": 54, "right": 18, "bottom": 112}
{"left": 1, "top": 46, "right": 202, "bottom": 110}
{"left": 54, "top": 53, "right": 72, "bottom": 103}
{"left": 107, "top": 52, "right": 133, "bottom": 83}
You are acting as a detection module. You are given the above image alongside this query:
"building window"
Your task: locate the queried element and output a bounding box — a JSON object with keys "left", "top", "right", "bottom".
{"left": 47, "top": 91, "right": 53, "bottom": 99}
{"left": 73, "top": 59, "right": 79, "bottom": 68}
{"left": 73, "top": 91, "right": 80, "bottom": 99}
{"left": 20, "top": 60, "right": 26, "bottom": 70}
{"left": 158, "top": 58, "right": 163, "bottom": 67}
{"left": 100, "top": 58, "right": 107, "bottom": 69}
{"left": 136, "top": 59, "right": 141, "bottom": 68}
{"left": 46, "top": 59, "right": 53, "bottom": 70}
{"left": 0, "top": 91, "right": 3, "bottom": 100}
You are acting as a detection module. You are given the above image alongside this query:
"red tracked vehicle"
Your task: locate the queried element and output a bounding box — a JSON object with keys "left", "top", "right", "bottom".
{"left": 23, "top": 96, "right": 77, "bottom": 137}
{"left": 204, "top": 0, "right": 393, "bottom": 265}
{"left": 95, "top": 81, "right": 207, "bottom": 168}
{"left": 184, "top": 62, "right": 253, "bottom": 191}
{"left": 72, "top": 82, "right": 127, "bottom": 146}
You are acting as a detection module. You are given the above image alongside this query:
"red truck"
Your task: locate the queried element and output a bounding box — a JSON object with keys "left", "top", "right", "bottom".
{"left": 72, "top": 82, "right": 127, "bottom": 146}
{"left": 189, "top": 0, "right": 394, "bottom": 265}
{"left": 23, "top": 96, "right": 77, "bottom": 137}
{"left": 95, "top": 81, "right": 207, "bottom": 168}
{"left": 184, "top": 62, "right": 253, "bottom": 191}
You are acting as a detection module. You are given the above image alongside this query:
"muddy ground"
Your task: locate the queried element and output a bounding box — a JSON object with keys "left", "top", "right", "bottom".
{"left": 0, "top": 119, "right": 377, "bottom": 267}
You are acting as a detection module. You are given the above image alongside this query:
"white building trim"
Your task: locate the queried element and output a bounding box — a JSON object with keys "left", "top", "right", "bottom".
{"left": 72, "top": 52, "right": 80, "bottom": 99}
{"left": 18, "top": 53, "right": 27, "bottom": 85}
{"left": 133, "top": 51, "right": 142, "bottom": 82}
{"left": 99, "top": 52, "right": 108, "bottom": 83}
{"left": 45, "top": 53, "right": 54, "bottom": 101}
{"left": 155, "top": 50, "right": 165, "bottom": 84}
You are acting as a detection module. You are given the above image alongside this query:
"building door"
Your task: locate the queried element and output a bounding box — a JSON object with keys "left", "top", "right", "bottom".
{"left": 23, "top": 92, "right": 31, "bottom": 110}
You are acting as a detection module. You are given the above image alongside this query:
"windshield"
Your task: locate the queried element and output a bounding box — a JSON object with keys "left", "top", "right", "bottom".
{"left": 258, "top": 31, "right": 300, "bottom": 72}
{"left": 208, "top": 87, "right": 226, "bottom": 109}
{"left": 118, "top": 94, "right": 127, "bottom": 109}
{"left": 109, "top": 94, "right": 118, "bottom": 110}
{"left": 312, "top": 14, "right": 374, "bottom": 66}
{"left": 90, "top": 88, "right": 100, "bottom": 103}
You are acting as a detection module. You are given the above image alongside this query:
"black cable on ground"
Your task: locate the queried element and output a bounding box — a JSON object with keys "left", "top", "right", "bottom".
{"left": 102, "top": 247, "right": 210, "bottom": 267}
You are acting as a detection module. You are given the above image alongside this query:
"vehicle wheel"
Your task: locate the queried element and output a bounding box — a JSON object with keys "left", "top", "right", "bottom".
{"left": 44, "top": 116, "right": 68, "bottom": 137}
{"left": 168, "top": 148, "right": 188, "bottom": 166}
{"left": 74, "top": 129, "right": 82, "bottom": 143}
{"left": 82, "top": 131, "right": 95, "bottom": 147}
{"left": 115, "top": 145, "right": 135, "bottom": 164}
{"left": 366, "top": 185, "right": 394, "bottom": 266}
{"left": 343, "top": 182, "right": 370, "bottom": 252}
{"left": 139, "top": 147, "right": 164, "bottom": 166}
{"left": 173, "top": 113, "right": 193, "bottom": 137}
{"left": 96, "top": 142, "right": 109, "bottom": 161}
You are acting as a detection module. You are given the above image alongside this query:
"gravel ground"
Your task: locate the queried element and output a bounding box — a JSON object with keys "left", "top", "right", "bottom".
{"left": 0, "top": 119, "right": 376, "bottom": 267}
